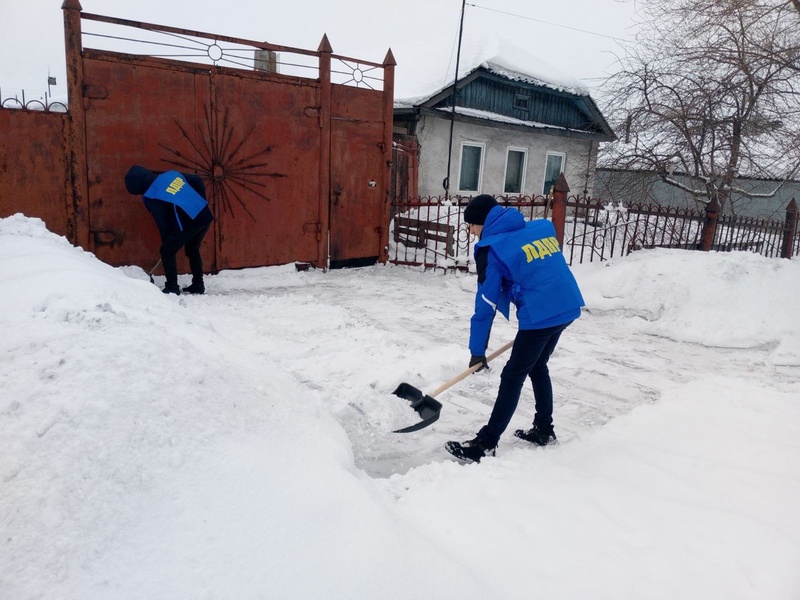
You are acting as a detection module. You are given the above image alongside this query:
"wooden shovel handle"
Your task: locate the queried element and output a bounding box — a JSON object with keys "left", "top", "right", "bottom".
{"left": 428, "top": 340, "right": 514, "bottom": 399}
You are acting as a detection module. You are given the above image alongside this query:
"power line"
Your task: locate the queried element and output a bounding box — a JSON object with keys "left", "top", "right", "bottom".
{"left": 466, "top": 3, "right": 630, "bottom": 42}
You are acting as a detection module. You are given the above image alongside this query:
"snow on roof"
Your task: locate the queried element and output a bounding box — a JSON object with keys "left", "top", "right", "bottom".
{"left": 437, "top": 105, "right": 584, "bottom": 133}
{"left": 392, "top": 32, "right": 590, "bottom": 107}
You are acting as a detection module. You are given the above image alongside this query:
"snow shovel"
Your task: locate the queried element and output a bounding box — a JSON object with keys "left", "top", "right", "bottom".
{"left": 393, "top": 340, "right": 514, "bottom": 433}
{"left": 148, "top": 259, "right": 162, "bottom": 284}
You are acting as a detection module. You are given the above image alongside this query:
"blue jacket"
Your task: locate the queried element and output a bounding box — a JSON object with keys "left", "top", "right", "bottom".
{"left": 468, "top": 206, "right": 584, "bottom": 355}
{"left": 141, "top": 173, "right": 213, "bottom": 240}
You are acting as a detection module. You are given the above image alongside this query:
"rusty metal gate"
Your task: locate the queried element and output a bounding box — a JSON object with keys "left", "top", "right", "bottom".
{"left": 81, "top": 53, "right": 325, "bottom": 271}
{"left": 391, "top": 133, "right": 419, "bottom": 201}
{"left": 329, "top": 85, "right": 392, "bottom": 268}
{"left": 0, "top": 2, "right": 395, "bottom": 272}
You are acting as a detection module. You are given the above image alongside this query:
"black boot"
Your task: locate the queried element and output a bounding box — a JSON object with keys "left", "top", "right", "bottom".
{"left": 162, "top": 282, "right": 181, "bottom": 295}
{"left": 445, "top": 436, "right": 496, "bottom": 463}
{"left": 182, "top": 281, "right": 205, "bottom": 294}
{"left": 514, "top": 423, "right": 557, "bottom": 446}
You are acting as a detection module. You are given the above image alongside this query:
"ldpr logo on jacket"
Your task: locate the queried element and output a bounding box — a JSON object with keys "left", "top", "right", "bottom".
{"left": 144, "top": 171, "right": 208, "bottom": 219}
{"left": 521, "top": 236, "right": 561, "bottom": 262}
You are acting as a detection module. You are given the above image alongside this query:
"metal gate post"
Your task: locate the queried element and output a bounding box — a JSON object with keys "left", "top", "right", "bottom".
{"left": 62, "top": 0, "right": 91, "bottom": 251}
{"left": 317, "top": 35, "right": 332, "bottom": 271}
{"left": 380, "top": 49, "right": 396, "bottom": 264}
{"left": 699, "top": 198, "right": 720, "bottom": 251}
{"left": 781, "top": 198, "right": 798, "bottom": 259}
{"left": 552, "top": 172, "right": 569, "bottom": 247}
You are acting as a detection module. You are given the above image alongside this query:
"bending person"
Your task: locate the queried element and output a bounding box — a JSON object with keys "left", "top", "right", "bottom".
{"left": 125, "top": 166, "right": 213, "bottom": 295}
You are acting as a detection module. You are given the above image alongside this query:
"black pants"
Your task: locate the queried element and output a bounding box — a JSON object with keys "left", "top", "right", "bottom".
{"left": 478, "top": 321, "right": 572, "bottom": 448}
{"left": 160, "top": 223, "right": 210, "bottom": 287}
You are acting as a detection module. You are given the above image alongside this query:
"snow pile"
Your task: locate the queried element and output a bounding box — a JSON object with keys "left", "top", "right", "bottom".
{"left": 576, "top": 248, "right": 800, "bottom": 364}
{"left": 1, "top": 214, "right": 799, "bottom": 599}
{"left": 0, "top": 215, "right": 467, "bottom": 598}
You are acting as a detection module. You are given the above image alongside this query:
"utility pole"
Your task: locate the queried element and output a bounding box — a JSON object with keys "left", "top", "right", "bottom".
{"left": 443, "top": 0, "right": 466, "bottom": 201}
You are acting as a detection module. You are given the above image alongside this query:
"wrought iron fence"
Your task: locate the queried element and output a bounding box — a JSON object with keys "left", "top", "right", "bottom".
{"left": 714, "top": 213, "right": 787, "bottom": 257}
{"left": 76, "top": 12, "right": 385, "bottom": 90}
{"left": 389, "top": 195, "right": 550, "bottom": 270}
{"left": 0, "top": 88, "right": 67, "bottom": 112}
{"left": 562, "top": 200, "right": 707, "bottom": 264}
{"left": 389, "top": 195, "right": 800, "bottom": 271}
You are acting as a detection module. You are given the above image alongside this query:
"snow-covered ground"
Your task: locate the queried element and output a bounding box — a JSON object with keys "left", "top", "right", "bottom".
{"left": 2, "top": 213, "right": 799, "bottom": 599}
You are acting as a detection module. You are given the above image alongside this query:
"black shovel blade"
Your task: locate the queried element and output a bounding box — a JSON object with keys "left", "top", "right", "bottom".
{"left": 392, "top": 383, "right": 443, "bottom": 433}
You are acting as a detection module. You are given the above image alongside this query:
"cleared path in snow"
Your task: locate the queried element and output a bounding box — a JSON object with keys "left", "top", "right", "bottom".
{"left": 182, "top": 264, "right": 793, "bottom": 477}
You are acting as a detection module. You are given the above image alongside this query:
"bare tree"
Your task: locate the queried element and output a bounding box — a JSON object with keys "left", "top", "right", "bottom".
{"left": 602, "top": 0, "right": 800, "bottom": 213}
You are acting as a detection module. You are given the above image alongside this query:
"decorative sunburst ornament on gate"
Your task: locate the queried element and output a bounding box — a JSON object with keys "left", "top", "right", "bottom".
{"left": 159, "top": 105, "right": 286, "bottom": 221}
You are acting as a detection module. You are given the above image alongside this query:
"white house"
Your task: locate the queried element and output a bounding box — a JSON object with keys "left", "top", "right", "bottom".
{"left": 391, "top": 34, "right": 615, "bottom": 199}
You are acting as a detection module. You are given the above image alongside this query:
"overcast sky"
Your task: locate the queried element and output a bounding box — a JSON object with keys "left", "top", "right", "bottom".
{"left": 0, "top": 0, "right": 641, "bottom": 101}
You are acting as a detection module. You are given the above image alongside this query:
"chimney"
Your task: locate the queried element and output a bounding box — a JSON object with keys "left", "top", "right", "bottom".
{"left": 254, "top": 50, "right": 278, "bottom": 73}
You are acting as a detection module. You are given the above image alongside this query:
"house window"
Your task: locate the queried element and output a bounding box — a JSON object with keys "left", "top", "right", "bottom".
{"left": 458, "top": 142, "right": 484, "bottom": 193}
{"left": 504, "top": 148, "right": 527, "bottom": 194}
{"left": 513, "top": 93, "right": 530, "bottom": 111}
{"left": 543, "top": 152, "right": 565, "bottom": 195}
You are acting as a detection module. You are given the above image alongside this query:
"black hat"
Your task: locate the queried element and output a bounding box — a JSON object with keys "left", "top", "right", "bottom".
{"left": 463, "top": 194, "right": 498, "bottom": 225}
{"left": 124, "top": 165, "right": 157, "bottom": 195}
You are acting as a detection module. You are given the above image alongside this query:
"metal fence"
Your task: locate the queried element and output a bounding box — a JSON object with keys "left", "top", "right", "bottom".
{"left": 389, "top": 195, "right": 550, "bottom": 270}
{"left": 389, "top": 195, "right": 800, "bottom": 271}
{"left": 0, "top": 88, "right": 67, "bottom": 112}
{"left": 77, "top": 11, "right": 386, "bottom": 90}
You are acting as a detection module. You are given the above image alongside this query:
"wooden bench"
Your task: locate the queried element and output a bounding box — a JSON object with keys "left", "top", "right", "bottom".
{"left": 394, "top": 216, "right": 455, "bottom": 256}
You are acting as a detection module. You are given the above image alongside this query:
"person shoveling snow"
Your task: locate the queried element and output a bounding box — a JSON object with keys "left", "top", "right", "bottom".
{"left": 445, "top": 194, "right": 584, "bottom": 463}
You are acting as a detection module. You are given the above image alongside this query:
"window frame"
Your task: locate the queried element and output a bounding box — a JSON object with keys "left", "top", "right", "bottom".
{"left": 513, "top": 93, "right": 530, "bottom": 111}
{"left": 503, "top": 146, "right": 528, "bottom": 195}
{"left": 542, "top": 151, "right": 566, "bottom": 195}
{"left": 457, "top": 141, "right": 486, "bottom": 194}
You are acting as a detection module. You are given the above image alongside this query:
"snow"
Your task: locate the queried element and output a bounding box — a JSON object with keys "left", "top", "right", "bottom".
{"left": 1, "top": 213, "right": 799, "bottom": 599}
{"left": 434, "top": 105, "right": 575, "bottom": 132}
{"left": 393, "top": 32, "right": 589, "bottom": 107}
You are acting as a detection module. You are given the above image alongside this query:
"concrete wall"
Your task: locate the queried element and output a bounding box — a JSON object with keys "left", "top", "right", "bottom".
{"left": 596, "top": 168, "right": 800, "bottom": 220}
{"left": 415, "top": 114, "right": 599, "bottom": 198}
